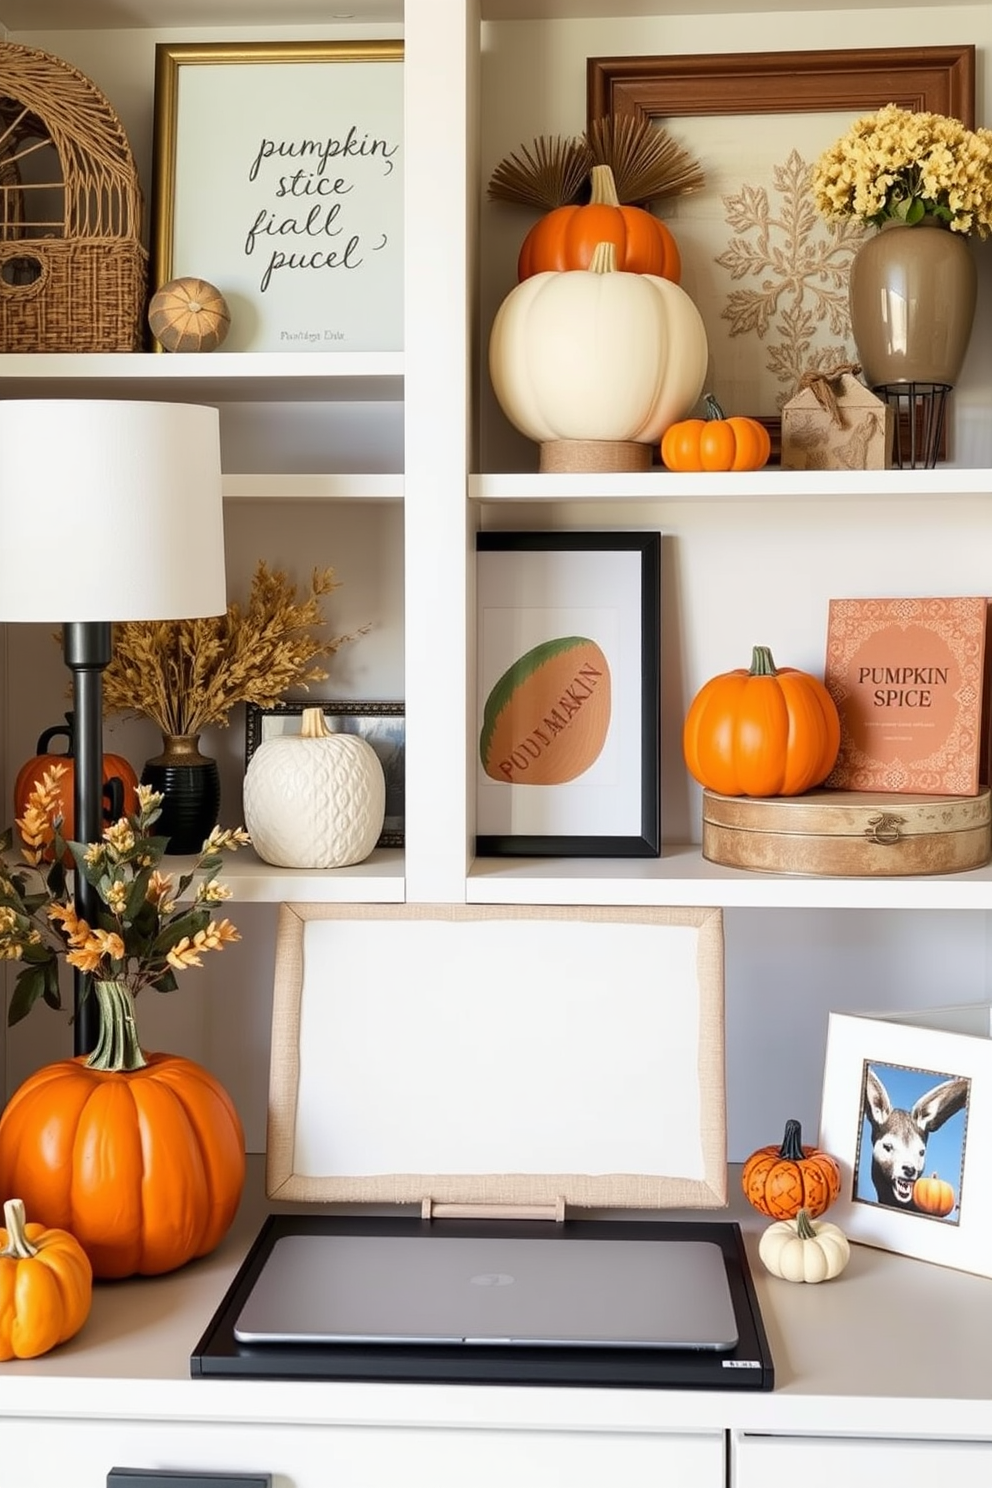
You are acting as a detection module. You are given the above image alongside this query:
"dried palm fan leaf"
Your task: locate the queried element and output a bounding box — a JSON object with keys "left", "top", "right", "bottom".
{"left": 487, "top": 134, "right": 593, "bottom": 209}
{"left": 587, "top": 112, "right": 705, "bottom": 206}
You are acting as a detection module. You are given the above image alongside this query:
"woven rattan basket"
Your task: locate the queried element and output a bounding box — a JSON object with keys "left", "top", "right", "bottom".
{"left": 0, "top": 42, "right": 147, "bottom": 352}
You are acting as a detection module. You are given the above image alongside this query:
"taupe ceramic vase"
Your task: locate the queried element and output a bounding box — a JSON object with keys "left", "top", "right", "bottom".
{"left": 848, "top": 219, "right": 977, "bottom": 388}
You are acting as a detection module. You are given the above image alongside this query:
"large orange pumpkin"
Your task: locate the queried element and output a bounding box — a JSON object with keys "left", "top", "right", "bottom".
{"left": 661, "top": 394, "right": 771, "bottom": 472}
{"left": 517, "top": 163, "right": 681, "bottom": 282}
{"left": 742, "top": 1119, "right": 841, "bottom": 1221}
{"left": 0, "top": 983, "right": 245, "bottom": 1280}
{"left": 683, "top": 645, "right": 841, "bottom": 797}
{"left": 14, "top": 715, "right": 139, "bottom": 859}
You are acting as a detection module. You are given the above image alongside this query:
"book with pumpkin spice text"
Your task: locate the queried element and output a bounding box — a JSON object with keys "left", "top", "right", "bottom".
{"left": 823, "top": 596, "right": 992, "bottom": 796}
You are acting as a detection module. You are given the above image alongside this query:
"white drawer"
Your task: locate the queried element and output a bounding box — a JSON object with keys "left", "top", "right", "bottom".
{"left": 733, "top": 1431, "right": 992, "bottom": 1487}
{"left": 5, "top": 1417, "right": 725, "bottom": 1488}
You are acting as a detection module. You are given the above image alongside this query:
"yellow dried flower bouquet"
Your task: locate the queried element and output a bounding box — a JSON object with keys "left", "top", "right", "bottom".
{"left": 812, "top": 102, "right": 992, "bottom": 236}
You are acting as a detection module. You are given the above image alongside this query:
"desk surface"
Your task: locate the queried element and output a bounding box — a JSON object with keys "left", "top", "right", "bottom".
{"left": 0, "top": 1158, "right": 990, "bottom": 1440}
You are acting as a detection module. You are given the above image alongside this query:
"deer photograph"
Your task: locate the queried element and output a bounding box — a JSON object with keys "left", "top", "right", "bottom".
{"left": 856, "top": 1062, "right": 969, "bottom": 1217}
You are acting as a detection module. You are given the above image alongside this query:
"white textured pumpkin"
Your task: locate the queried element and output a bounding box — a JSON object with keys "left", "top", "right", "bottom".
{"left": 488, "top": 240, "right": 708, "bottom": 444}
{"left": 243, "top": 707, "right": 386, "bottom": 868}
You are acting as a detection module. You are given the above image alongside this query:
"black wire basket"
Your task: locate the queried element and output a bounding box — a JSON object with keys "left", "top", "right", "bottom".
{"left": 872, "top": 382, "right": 951, "bottom": 469}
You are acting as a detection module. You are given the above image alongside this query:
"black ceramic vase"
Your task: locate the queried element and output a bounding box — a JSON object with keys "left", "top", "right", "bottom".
{"left": 141, "top": 733, "right": 220, "bottom": 855}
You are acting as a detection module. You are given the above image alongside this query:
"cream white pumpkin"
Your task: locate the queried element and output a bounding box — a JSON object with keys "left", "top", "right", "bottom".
{"left": 488, "top": 240, "right": 708, "bottom": 445}
{"left": 243, "top": 707, "right": 386, "bottom": 868}
{"left": 758, "top": 1209, "right": 851, "bottom": 1284}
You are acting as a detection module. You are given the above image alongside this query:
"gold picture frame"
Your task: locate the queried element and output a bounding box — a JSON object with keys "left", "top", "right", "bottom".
{"left": 151, "top": 40, "right": 403, "bottom": 353}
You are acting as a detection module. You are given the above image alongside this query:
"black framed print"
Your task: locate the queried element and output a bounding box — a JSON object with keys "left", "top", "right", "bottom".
{"left": 475, "top": 531, "right": 661, "bottom": 857}
{"left": 245, "top": 701, "right": 404, "bottom": 848}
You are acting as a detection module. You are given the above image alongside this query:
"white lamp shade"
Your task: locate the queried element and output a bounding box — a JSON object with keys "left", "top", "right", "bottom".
{"left": 0, "top": 399, "right": 227, "bottom": 621}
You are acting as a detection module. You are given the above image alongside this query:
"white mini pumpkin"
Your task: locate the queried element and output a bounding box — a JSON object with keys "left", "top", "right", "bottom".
{"left": 758, "top": 1209, "right": 851, "bottom": 1284}
{"left": 243, "top": 707, "right": 386, "bottom": 868}
{"left": 488, "top": 240, "right": 708, "bottom": 445}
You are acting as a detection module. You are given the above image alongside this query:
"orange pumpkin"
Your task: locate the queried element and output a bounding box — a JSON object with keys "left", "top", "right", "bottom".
{"left": 14, "top": 716, "right": 139, "bottom": 860}
{"left": 0, "top": 984, "right": 245, "bottom": 1280}
{"left": 683, "top": 645, "right": 841, "bottom": 797}
{"left": 661, "top": 394, "right": 771, "bottom": 472}
{"left": 913, "top": 1171, "right": 956, "bottom": 1217}
{"left": 742, "top": 1119, "right": 841, "bottom": 1221}
{"left": 517, "top": 163, "right": 681, "bottom": 283}
{"left": 0, "top": 1198, "right": 92, "bottom": 1360}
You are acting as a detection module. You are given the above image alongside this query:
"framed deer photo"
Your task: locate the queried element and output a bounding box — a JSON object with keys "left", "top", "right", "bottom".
{"left": 819, "top": 1006, "right": 992, "bottom": 1277}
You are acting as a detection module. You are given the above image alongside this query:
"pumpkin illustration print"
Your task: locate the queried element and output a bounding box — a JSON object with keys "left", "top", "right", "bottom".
{"left": 479, "top": 636, "right": 612, "bottom": 785}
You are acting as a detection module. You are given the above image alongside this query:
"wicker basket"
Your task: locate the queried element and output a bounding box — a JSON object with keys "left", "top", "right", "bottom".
{"left": 0, "top": 42, "right": 147, "bottom": 352}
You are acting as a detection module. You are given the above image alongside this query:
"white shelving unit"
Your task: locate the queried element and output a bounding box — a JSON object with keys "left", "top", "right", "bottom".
{"left": 2, "top": 0, "right": 992, "bottom": 1483}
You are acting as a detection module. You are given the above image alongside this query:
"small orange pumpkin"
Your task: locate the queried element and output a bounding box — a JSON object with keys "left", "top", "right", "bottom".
{"left": 0, "top": 1198, "right": 92, "bottom": 1360}
{"left": 742, "top": 1119, "right": 841, "bottom": 1221}
{"left": 683, "top": 645, "right": 841, "bottom": 797}
{"left": 661, "top": 393, "right": 771, "bottom": 472}
{"left": 517, "top": 163, "right": 681, "bottom": 283}
{"left": 913, "top": 1171, "right": 956, "bottom": 1217}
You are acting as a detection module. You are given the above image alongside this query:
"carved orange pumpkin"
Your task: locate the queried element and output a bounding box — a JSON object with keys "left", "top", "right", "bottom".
{"left": 742, "top": 1119, "right": 841, "bottom": 1220}
{"left": 517, "top": 164, "right": 681, "bottom": 282}
{"left": 913, "top": 1171, "right": 956, "bottom": 1217}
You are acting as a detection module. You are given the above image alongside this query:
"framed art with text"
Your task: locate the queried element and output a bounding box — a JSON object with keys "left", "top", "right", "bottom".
{"left": 152, "top": 40, "right": 403, "bottom": 352}
{"left": 475, "top": 530, "right": 660, "bottom": 857}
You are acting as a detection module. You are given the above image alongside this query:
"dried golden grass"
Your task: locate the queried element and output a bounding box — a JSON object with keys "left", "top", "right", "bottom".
{"left": 101, "top": 560, "right": 368, "bottom": 738}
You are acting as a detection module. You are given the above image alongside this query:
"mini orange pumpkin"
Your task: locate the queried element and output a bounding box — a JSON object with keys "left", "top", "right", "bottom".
{"left": 742, "top": 1119, "right": 841, "bottom": 1220}
{"left": 913, "top": 1171, "right": 956, "bottom": 1217}
{"left": 517, "top": 163, "right": 681, "bottom": 283}
{"left": 683, "top": 645, "right": 841, "bottom": 797}
{"left": 0, "top": 1198, "right": 92, "bottom": 1360}
{"left": 661, "top": 394, "right": 771, "bottom": 472}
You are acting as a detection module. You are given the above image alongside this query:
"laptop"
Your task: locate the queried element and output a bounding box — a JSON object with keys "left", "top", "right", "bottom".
{"left": 233, "top": 1230, "right": 739, "bottom": 1351}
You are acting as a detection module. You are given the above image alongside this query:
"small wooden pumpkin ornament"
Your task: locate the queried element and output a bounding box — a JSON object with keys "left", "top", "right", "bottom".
{"left": 661, "top": 393, "right": 771, "bottom": 472}
{"left": 149, "top": 277, "right": 231, "bottom": 352}
{"left": 0, "top": 1198, "right": 93, "bottom": 1360}
{"left": 913, "top": 1171, "right": 956, "bottom": 1217}
{"left": 742, "top": 1118, "right": 841, "bottom": 1220}
{"left": 683, "top": 646, "right": 841, "bottom": 798}
{"left": 758, "top": 1209, "right": 850, "bottom": 1284}
{"left": 243, "top": 705, "right": 386, "bottom": 868}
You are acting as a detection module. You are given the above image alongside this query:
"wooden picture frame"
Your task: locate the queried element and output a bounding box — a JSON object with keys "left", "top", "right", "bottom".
{"left": 151, "top": 40, "right": 403, "bottom": 353}
{"left": 266, "top": 902, "right": 726, "bottom": 1210}
{"left": 820, "top": 1005, "right": 992, "bottom": 1278}
{"left": 587, "top": 46, "right": 974, "bottom": 454}
{"left": 245, "top": 700, "right": 405, "bottom": 848}
{"left": 475, "top": 530, "right": 660, "bottom": 858}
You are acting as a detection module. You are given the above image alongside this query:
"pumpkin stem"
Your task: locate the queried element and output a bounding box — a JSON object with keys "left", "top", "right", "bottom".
{"left": 794, "top": 1208, "right": 817, "bottom": 1240}
{"left": 749, "top": 645, "right": 780, "bottom": 679}
{"left": 85, "top": 979, "right": 148, "bottom": 1073}
{"left": 589, "top": 241, "right": 619, "bottom": 275}
{"left": 1, "top": 1198, "right": 39, "bottom": 1260}
{"left": 704, "top": 393, "right": 726, "bottom": 421}
{"left": 300, "top": 706, "right": 333, "bottom": 740}
{"left": 588, "top": 163, "right": 621, "bottom": 209}
{"left": 778, "top": 1117, "right": 806, "bottom": 1161}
